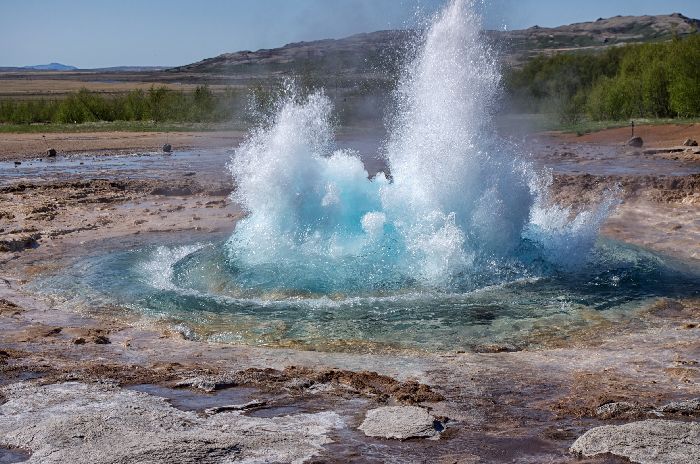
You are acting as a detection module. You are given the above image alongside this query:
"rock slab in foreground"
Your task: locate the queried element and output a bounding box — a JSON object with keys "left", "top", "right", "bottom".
{"left": 359, "top": 406, "right": 440, "bottom": 440}
{"left": 0, "top": 381, "right": 341, "bottom": 464}
{"left": 570, "top": 419, "right": 700, "bottom": 464}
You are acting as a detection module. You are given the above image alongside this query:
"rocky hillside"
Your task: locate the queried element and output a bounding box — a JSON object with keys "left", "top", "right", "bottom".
{"left": 503, "top": 13, "right": 700, "bottom": 61}
{"left": 0, "top": 63, "right": 78, "bottom": 72}
{"left": 171, "top": 13, "right": 699, "bottom": 75}
{"left": 170, "top": 30, "right": 411, "bottom": 77}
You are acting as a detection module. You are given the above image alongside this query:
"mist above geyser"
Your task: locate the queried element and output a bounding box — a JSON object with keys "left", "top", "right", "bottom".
{"left": 226, "top": 0, "right": 617, "bottom": 294}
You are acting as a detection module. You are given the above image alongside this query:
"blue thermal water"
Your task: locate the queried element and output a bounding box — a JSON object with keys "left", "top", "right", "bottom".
{"left": 31, "top": 239, "right": 700, "bottom": 350}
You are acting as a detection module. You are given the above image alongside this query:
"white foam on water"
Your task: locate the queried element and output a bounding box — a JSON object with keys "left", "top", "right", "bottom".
{"left": 137, "top": 244, "right": 205, "bottom": 291}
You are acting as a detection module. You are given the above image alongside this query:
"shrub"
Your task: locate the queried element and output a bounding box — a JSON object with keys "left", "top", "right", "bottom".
{"left": 0, "top": 86, "right": 244, "bottom": 125}
{"left": 507, "top": 34, "right": 700, "bottom": 121}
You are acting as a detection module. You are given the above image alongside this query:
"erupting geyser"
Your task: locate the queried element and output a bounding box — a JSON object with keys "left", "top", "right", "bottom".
{"left": 226, "top": 0, "right": 617, "bottom": 293}
{"left": 30, "top": 0, "right": 700, "bottom": 351}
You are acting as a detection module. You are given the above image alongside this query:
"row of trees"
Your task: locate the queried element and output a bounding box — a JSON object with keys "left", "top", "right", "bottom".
{"left": 5, "top": 35, "right": 698, "bottom": 127}
{"left": 0, "top": 85, "right": 240, "bottom": 125}
{"left": 505, "top": 35, "right": 700, "bottom": 123}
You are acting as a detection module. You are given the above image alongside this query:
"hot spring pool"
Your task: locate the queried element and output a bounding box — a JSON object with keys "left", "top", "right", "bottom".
{"left": 27, "top": 0, "right": 700, "bottom": 353}
{"left": 30, "top": 238, "right": 700, "bottom": 352}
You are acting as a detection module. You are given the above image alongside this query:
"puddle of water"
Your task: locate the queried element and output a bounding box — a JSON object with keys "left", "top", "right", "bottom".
{"left": 128, "top": 384, "right": 262, "bottom": 412}
{"left": 0, "top": 139, "right": 389, "bottom": 184}
{"left": 321, "top": 418, "right": 631, "bottom": 464}
{"left": 0, "top": 448, "right": 30, "bottom": 464}
{"left": 0, "top": 151, "right": 230, "bottom": 182}
{"left": 128, "top": 383, "right": 344, "bottom": 419}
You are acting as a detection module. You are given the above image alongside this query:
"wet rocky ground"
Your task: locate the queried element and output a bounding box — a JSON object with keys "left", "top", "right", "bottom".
{"left": 0, "top": 134, "right": 699, "bottom": 463}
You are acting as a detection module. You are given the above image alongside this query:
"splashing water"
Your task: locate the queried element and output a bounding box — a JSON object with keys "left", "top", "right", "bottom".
{"left": 226, "top": 0, "right": 617, "bottom": 294}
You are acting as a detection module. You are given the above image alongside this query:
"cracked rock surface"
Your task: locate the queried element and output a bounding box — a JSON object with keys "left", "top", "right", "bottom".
{"left": 570, "top": 419, "right": 700, "bottom": 464}
{"left": 0, "top": 381, "right": 341, "bottom": 464}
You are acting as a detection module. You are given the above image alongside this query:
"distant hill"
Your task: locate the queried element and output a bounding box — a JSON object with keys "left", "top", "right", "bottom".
{"left": 23, "top": 62, "right": 78, "bottom": 71}
{"left": 503, "top": 12, "right": 700, "bottom": 61}
{"left": 171, "top": 13, "right": 700, "bottom": 75}
{"left": 87, "top": 66, "right": 171, "bottom": 72}
{"left": 170, "top": 30, "right": 411, "bottom": 77}
{"left": 0, "top": 64, "right": 169, "bottom": 73}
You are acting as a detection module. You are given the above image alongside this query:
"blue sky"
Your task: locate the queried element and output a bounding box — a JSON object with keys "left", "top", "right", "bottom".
{"left": 2, "top": 0, "right": 699, "bottom": 68}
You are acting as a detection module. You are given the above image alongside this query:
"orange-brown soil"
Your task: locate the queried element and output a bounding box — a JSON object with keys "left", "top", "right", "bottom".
{"left": 555, "top": 123, "right": 700, "bottom": 148}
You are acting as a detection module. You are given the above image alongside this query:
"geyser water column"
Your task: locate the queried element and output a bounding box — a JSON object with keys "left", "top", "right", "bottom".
{"left": 383, "top": 0, "right": 533, "bottom": 282}
{"left": 225, "top": 0, "right": 616, "bottom": 294}
{"left": 227, "top": 90, "right": 398, "bottom": 293}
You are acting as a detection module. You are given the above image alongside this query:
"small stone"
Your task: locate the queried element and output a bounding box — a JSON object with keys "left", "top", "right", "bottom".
{"left": 627, "top": 136, "right": 644, "bottom": 148}
{"left": 43, "top": 327, "right": 62, "bottom": 337}
{"left": 73, "top": 337, "right": 86, "bottom": 345}
{"left": 358, "top": 406, "right": 442, "bottom": 440}
{"left": 92, "top": 335, "right": 111, "bottom": 344}
{"left": 473, "top": 343, "right": 519, "bottom": 353}
{"left": 46, "top": 148, "right": 57, "bottom": 157}
{"left": 162, "top": 144, "right": 172, "bottom": 153}
{"left": 205, "top": 400, "right": 267, "bottom": 415}
{"left": 595, "top": 401, "right": 641, "bottom": 419}
{"left": 656, "top": 398, "right": 700, "bottom": 416}
{"left": 176, "top": 375, "right": 237, "bottom": 393}
{"left": 683, "top": 138, "right": 698, "bottom": 147}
